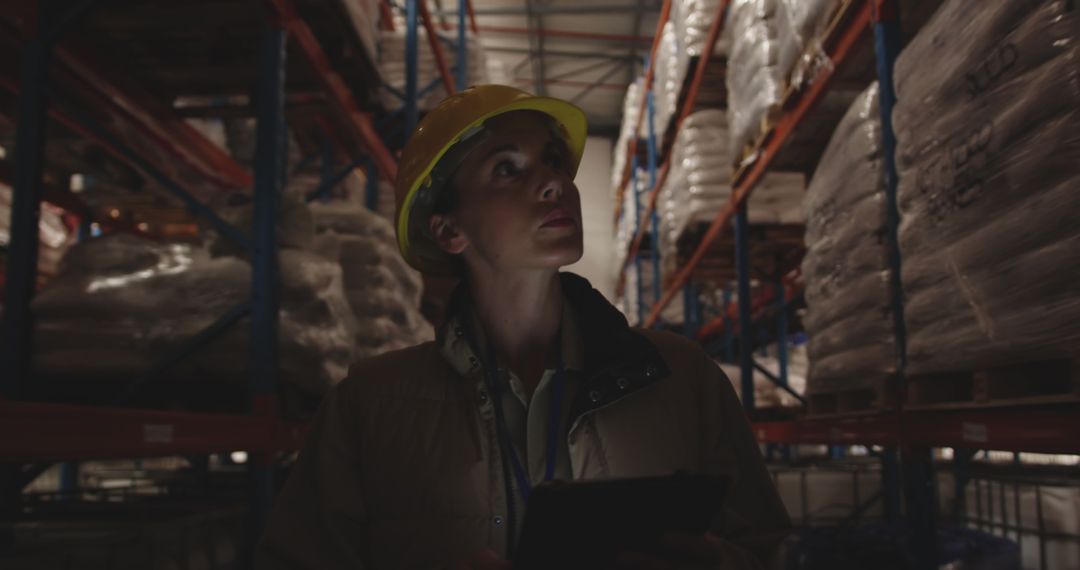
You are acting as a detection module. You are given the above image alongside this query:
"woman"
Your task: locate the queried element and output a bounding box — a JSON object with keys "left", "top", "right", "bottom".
{"left": 258, "top": 85, "right": 790, "bottom": 569}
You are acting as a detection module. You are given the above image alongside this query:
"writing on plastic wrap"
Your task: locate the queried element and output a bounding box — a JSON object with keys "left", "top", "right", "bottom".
{"left": 801, "top": 82, "right": 896, "bottom": 395}
{"left": 893, "top": 0, "right": 1080, "bottom": 374}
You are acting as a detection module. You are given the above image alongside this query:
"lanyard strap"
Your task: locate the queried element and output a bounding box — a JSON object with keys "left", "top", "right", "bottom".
{"left": 485, "top": 336, "right": 566, "bottom": 503}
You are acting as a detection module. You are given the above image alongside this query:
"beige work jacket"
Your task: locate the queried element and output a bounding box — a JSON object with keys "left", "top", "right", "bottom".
{"left": 257, "top": 273, "right": 791, "bottom": 568}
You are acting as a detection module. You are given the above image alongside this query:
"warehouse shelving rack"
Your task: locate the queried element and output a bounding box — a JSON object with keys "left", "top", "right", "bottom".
{"left": 612, "top": 0, "right": 1080, "bottom": 568}
{"left": 0, "top": 0, "right": 409, "bottom": 561}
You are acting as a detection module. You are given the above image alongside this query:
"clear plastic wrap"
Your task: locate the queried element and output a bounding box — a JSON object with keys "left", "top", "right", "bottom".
{"left": 610, "top": 80, "right": 644, "bottom": 196}
{"left": 340, "top": 0, "right": 381, "bottom": 62}
{"left": 725, "top": 0, "right": 784, "bottom": 156}
{"left": 801, "top": 82, "right": 895, "bottom": 395}
{"left": 310, "top": 200, "right": 433, "bottom": 357}
{"left": 32, "top": 234, "right": 357, "bottom": 396}
{"left": 775, "top": 0, "right": 840, "bottom": 88}
{"left": 893, "top": 0, "right": 1080, "bottom": 374}
{"left": 0, "top": 182, "right": 73, "bottom": 278}
{"left": 720, "top": 342, "right": 807, "bottom": 407}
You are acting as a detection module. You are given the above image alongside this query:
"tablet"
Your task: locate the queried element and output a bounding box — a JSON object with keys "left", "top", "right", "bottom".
{"left": 512, "top": 472, "right": 728, "bottom": 570}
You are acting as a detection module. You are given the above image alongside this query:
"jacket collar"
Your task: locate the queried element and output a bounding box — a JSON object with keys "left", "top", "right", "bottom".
{"left": 436, "top": 272, "right": 670, "bottom": 419}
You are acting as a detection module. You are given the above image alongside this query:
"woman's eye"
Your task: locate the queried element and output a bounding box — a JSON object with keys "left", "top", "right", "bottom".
{"left": 493, "top": 160, "right": 520, "bottom": 178}
{"left": 545, "top": 150, "right": 568, "bottom": 171}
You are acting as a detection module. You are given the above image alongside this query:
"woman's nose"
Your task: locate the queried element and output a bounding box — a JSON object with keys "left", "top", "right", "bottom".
{"left": 538, "top": 167, "right": 567, "bottom": 201}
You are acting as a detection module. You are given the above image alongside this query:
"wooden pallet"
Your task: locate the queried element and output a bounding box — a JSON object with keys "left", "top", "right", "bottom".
{"left": 807, "top": 380, "right": 897, "bottom": 418}
{"left": 905, "top": 358, "right": 1080, "bottom": 411}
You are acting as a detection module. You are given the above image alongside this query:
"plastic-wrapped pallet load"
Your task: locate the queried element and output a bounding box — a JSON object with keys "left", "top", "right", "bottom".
{"left": 656, "top": 109, "right": 803, "bottom": 280}
{"left": 0, "top": 182, "right": 73, "bottom": 279}
{"left": 31, "top": 232, "right": 357, "bottom": 399}
{"left": 657, "top": 110, "right": 733, "bottom": 278}
{"left": 377, "top": 26, "right": 489, "bottom": 112}
{"left": 802, "top": 82, "right": 893, "bottom": 396}
{"left": 774, "top": 0, "right": 840, "bottom": 89}
{"left": 651, "top": 0, "right": 731, "bottom": 143}
{"left": 618, "top": 257, "right": 684, "bottom": 328}
{"left": 611, "top": 79, "right": 644, "bottom": 197}
{"left": 310, "top": 199, "right": 434, "bottom": 359}
{"left": 719, "top": 342, "right": 807, "bottom": 407}
{"left": 613, "top": 166, "right": 647, "bottom": 277}
{"left": 340, "top": 0, "right": 382, "bottom": 63}
{"left": 892, "top": 0, "right": 1080, "bottom": 374}
{"left": 725, "top": 0, "right": 784, "bottom": 160}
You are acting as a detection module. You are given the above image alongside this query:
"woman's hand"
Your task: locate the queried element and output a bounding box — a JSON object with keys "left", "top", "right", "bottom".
{"left": 615, "top": 532, "right": 728, "bottom": 569}
{"left": 449, "top": 548, "right": 512, "bottom": 570}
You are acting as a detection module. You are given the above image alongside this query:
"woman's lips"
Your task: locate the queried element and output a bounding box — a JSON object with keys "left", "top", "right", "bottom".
{"left": 540, "top": 209, "right": 575, "bottom": 228}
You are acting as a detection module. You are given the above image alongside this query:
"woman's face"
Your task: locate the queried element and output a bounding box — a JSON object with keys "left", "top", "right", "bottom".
{"left": 431, "top": 111, "right": 584, "bottom": 272}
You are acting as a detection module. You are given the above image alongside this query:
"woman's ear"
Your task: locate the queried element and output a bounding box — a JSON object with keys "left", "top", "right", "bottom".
{"left": 429, "top": 213, "right": 469, "bottom": 255}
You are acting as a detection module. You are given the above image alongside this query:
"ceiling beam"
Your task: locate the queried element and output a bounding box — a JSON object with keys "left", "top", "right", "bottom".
{"left": 471, "top": 25, "right": 652, "bottom": 43}
{"left": 433, "top": 3, "right": 661, "bottom": 16}
{"left": 570, "top": 59, "right": 631, "bottom": 104}
{"left": 483, "top": 46, "right": 638, "bottom": 61}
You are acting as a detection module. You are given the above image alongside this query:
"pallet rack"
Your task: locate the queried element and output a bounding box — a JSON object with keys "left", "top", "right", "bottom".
{"left": 0, "top": 0, "right": 476, "bottom": 562}
{"left": 611, "top": 0, "right": 1080, "bottom": 567}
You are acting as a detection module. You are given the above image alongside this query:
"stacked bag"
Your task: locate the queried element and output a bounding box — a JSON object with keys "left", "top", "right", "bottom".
{"left": 893, "top": 0, "right": 1080, "bottom": 374}
{"left": 611, "top": 79, "right": 644, "bottom": 199}
{"left": 725, "top": 0, "right": 838, "bottom": 162}
{"left": 340, "top": 0, "right": 382, "bottom": 63}
{"left": 656, "top": 109, "right": 804, "bottom": 280}
{"left": 657, "top": 110, "right": 733, "bottom": 278}
{"left": 310, "top": 198, "right": 433, "bottom": 360}
{"left": 802, "top": 82, "right": 895, "bottom": 395}
{"left": 31, "top": 197, "right": 357, "bottom": 400}
{"left": 652, "top": 0, "right": 730, "bottom": 146}
{"left": 377, "top": 25, "right": 490, "bottom": 112}
{"left": 725, "top": 0, "right": 785, "bottom": 158}
{"left": 775, "top": 0, "right": 840, "bottom": 89}
{"left": 0, "top": 182, "right": 72, "bottom": 281}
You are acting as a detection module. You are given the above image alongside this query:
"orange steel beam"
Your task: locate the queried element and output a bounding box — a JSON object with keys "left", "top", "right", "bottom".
{"left": 616, "top": 0, "right": 728, "bottom": 296}
{"left": 380, "top": 0, "right": 396, "bottom": 31}
{"left": 267, "top": 0, "right": 398, "bottom": 182}
{"left": 465, "top": 0, "right": 479, "bottom": 34}
{"left": 418, "top": 0, "right": 456, "bottom": 96}
{"left": 696, "top": 267, "right": 801, "bottom": 341}
{"left": 612, "top": 0, "right": 673, "bottom": 224}
{"left": 642, "top": 0, "right": 873, "bottom": 327}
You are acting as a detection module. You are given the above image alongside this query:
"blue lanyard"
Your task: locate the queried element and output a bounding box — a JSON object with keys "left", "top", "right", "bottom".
{"left": 484, "top": 336, "right": 566, "bottom": 503}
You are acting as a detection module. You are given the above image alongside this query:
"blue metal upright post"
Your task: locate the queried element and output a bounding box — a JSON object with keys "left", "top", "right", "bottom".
{"left": 364, "top": 158, "right": 379, "bottom": 211}
{"left": 246, "top": 22, "right": 287, "bottom": 565}
{"left": 405, "top": 0, "right": 420, "bottom": 134}
{"left": 644, "top": 86, "right": 661, "bottom": 310}
{"left": 1, "top": 11, "right": 52, "bottom": 397}
{"left": 734, "top": 204, "right": 754, "bottom": 413}
{"left": 456, "top": 0, "right": 468, "bottom": 91}
{"left": 775, "top": 278, "right": 789, "bottom": 388}
{"left": 721, "top": 288, "right": 734, "bottom": 362}
{"left": 874, "top": 0, "right": 936, "bottom": 566}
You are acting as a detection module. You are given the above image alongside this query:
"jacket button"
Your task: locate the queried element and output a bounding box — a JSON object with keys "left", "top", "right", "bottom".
{"left": 616, "top": 377, "right": 629, "bottom": 390}
{"left": 454, "top": 327, "right": 465, "bottom": 337}
{"left": 493, "top": 516, "right": 503, "bottom": 527}
{"left": 468, "top": 356, "right": 479, "bottom": 368}
{"left": 478, "top": 390, "right": 489, "bottom": 403}
{"left": 645, "top": 364, "right": 657, "bottom": 377}
{"left": 589, "top": 390, "right": 601, "bottom": 403}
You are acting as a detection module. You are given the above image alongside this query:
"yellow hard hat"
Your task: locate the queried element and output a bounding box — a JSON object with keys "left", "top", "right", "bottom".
{"left": 394, "top": 84, "right": 588, "bottom": 274}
